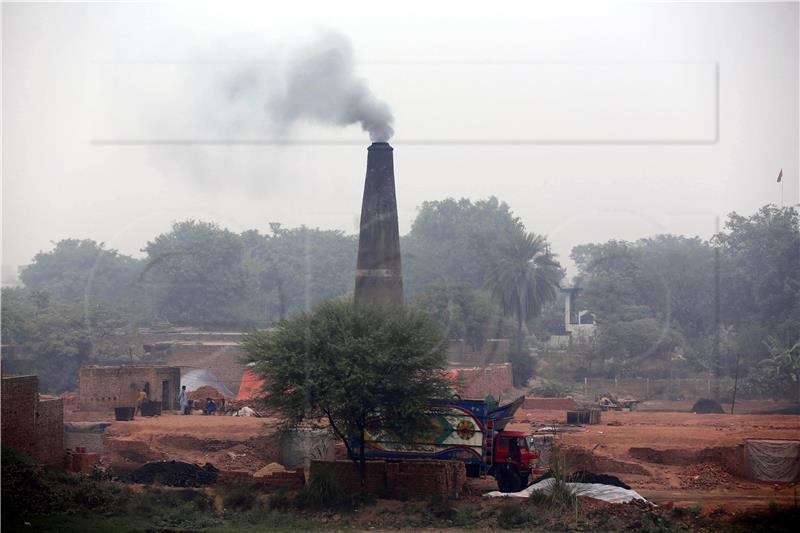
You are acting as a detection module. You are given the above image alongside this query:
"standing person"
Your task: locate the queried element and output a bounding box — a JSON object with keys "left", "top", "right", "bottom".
{"left": 178, "top": 385, "right": 188, "bottom": 415}
{"left": 134, "top": 388, "right": 148, "bottom": 416}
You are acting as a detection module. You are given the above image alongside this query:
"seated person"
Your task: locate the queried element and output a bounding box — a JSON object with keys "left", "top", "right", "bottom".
{"left": 204, "top": 398, "right": 217, "bottom": 416}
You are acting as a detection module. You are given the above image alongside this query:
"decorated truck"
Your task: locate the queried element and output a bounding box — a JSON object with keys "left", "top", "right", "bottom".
{"left": 351, "top": 396, "right": 546, "bottom": 492}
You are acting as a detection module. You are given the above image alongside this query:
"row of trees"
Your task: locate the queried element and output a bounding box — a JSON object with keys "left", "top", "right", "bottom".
{"left": 565, "top": 206, "right": 799, "bottom": 398}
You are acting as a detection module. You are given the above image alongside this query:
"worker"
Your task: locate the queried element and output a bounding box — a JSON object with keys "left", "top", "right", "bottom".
{"left": 178, "top": 385, "right": 188, "bottom": 415}
{"left": 134, "top": 388, "right": 148, "bottom": 416}
{"left": 204, "top": 397, "right": 217, "bottom": 416}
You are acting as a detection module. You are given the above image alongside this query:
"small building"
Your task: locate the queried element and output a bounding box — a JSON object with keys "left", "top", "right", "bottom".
{"left": 547, "top": 287, "right": 597, "bottom": 347}
{"left": 78, "top": 365, "right": 180, "bottom": 411}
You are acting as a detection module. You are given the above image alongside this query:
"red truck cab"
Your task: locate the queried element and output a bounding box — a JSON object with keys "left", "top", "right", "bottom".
{"left": 490, "top": 430, "right": 543, "bottom": 492}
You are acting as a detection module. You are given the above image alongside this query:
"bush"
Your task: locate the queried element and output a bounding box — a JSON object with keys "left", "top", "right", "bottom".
{"left": 528, "top": 379, "right": 574, "bottom": 398}
{"left": 497, "top": 503, "right": 528, "bottom": 529}
{"left": 223, "top": 486, "right": 258, "bottom": 511}
{"left": 294, "top": 470, "right": 345, "bottom": 509}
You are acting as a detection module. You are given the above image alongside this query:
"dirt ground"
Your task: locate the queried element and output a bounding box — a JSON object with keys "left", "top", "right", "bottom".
{"left": 508, "top": 403, "right": 800, "bottom": 511}
{"left": 72, "top": 400, "right": 800, "bottom": 512}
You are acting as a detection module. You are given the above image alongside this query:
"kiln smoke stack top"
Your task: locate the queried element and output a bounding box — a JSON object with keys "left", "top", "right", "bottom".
{"left": 354, "top": 142, "right": 403, "bottom": 306}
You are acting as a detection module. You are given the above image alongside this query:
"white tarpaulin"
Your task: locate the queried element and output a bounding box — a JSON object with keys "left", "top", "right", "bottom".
{"left": 745, "top": 439, "right": 800, "bottom": 482}
{"left": 484, "top": 477, "right": 649, "bottom": 504}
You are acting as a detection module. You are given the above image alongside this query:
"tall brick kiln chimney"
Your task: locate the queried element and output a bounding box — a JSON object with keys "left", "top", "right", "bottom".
{"left": 354, "top": 142, "right": 403, "bottom": 306}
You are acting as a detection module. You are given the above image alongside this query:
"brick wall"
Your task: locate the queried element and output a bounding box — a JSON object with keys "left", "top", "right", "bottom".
{"left": 79, "top": 365, "right": 181, "bottom": 410}
{"left": 35, "top": 396, "right": 64, "bottom": 465}
{"left": 523, "top": 397, "right": 578, "bottom": 410}
{"left": 1, "top": 375, "right": 38, "bottom": 454}
{"left": 163, "top": 344, "right": 245, "bottom": 395}
{"left": 451, "top": 363, "right": 514, "bottom": 399}
{"left": 1, "top": 376, "right": 64, "bottom": 465}
{"left": 583, "top": 377, "right": 737, "bottom": 400}
{"left": 310, "top": 460, "right": 466, "bottom": 500}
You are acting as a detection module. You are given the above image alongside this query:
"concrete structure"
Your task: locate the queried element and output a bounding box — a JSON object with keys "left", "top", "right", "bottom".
{"left": 354, "top": 142, "right": 403, "bottom": 306}
{"left": 548, "top": 287, "right": 597, "bottom": 347}
{"left": 78, "top": 365, "right": 180, "bottom": 411}
{"left": 1, "top": 375, "right": 64, "bottom": 465}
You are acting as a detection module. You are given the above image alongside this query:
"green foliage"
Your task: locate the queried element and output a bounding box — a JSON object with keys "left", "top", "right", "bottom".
{"left": 294, "top": 470, "right": 346, "bottom": 510}
{"left": 143, "top": 220, "right": 248, "bottom": 326}
{"left": 529, "top": 379, "right": 574, "bottom": 398}
{"left": 20, "top": 239, "right": 144, "bottom": 308}
{"left": 222, "top": 486, "right": 258, "bottom": 511}
{"left": 412, "top": 283, "right": 505, "bottom": 350}
{"left": 1, "top": 287, "right": 141, "bottom": 392}
{"left": 488, "top": 231, "right": 563, "bottom": 348}
{"left": 242, "top": 300, "right": 451, "bottom": 485}
{"left": 595, "top": 318, "right": 685, "bottom": 373}
{"left": 403, "top": 197, "right": 528, "bottom": 295}
{"left": 497, "top": 503, "right": 529, "bottom": 529}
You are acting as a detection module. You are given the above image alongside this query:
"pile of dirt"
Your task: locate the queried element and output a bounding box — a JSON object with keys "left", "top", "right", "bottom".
{"left": 532, "top": 470, "right": 631, "bottom": 489}
{"left": 127, "top": 460, "right": 218, "bottom": 487}
{"left": 679, "top": 462, "right": 733, "bottom": 490}
{"left": 188, "top": 386, "right": 226, "bottom": 402}
{"left": 691, "top": 398, "right": 725, "bottom": 414}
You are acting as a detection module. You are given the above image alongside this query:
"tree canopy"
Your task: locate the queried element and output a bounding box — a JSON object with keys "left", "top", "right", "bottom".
{"left": 241, "top": 300, "right": 451, "bottom": 487}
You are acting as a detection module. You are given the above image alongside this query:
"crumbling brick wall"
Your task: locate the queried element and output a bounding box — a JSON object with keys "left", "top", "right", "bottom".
{"left": 1, "top": 376, "right": 64, "bottom": 465}
{"left": 1, "top": 375, "right": 38, "bottom": 454}
{"left": 79, "top": 365, "right": 180, "bottom": 411}
{"left": 309, "top": 460, "right": 466, "bottom": 500}
{"left": 35, "top": 396, "right": 64, "bottom": 464}
{"left": 452, "top": 363, "right": 514, "bottom": 399}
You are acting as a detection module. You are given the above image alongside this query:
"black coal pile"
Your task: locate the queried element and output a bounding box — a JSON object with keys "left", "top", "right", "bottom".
{"left": 691, "top": 398, "right": 724, "bottom": 414}
{"left": 532, "top": 470, "right": 631, "bottom": 489}
{"left": 127, "top": 460, "right": 218, "bottom": 487}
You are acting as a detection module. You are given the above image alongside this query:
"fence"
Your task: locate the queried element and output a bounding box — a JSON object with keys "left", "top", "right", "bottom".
{"left": 583, "top": 377, "right": 737, "bottom": 400}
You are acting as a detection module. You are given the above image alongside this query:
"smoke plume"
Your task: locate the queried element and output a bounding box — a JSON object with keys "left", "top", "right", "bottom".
{"left": 268, "top": 31, "right": 394, "bottom": 142}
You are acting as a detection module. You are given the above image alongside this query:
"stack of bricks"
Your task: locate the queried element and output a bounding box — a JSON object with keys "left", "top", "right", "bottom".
{"left": 217, "top": 469, "right": 305, "bottom": 488}
{"left": 63, "top": 447, "right": 100, "bottom": 474}
{"left": 310, "top": 460, "right": 466, "bottom": 500}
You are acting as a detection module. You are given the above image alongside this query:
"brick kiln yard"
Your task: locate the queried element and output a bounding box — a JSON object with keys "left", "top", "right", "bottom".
{"left": 73, "top": 400, "right": 800, "bottom": 511}
{"left": 508, "top": 402, "right": 800, "bottom": 511}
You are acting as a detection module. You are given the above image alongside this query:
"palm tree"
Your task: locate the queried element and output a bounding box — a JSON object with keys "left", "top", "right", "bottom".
{"left": 488, "top": 232, "right": 562, "bottom": 351}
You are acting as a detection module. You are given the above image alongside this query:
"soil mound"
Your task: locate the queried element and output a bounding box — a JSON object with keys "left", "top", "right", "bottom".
{"left": 127, "top": 460, "right": 218, "bottom": 486}
{"left": 532, "top": 470, "right": 631, "bottom": 489}
{"left": 691, "top": 398, "right": 724, "bottom": 414}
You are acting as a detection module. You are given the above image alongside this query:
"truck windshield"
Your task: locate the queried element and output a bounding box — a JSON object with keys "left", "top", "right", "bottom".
{"left": 525, "top": 436, "right": 535, "bottom": 450}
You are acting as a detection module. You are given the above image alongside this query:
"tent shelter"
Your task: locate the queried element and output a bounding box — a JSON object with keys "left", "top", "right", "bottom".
{"left": 181, "top": 368, "right": 235, "bottom": 398}
{"left": 745, "top": 439, "right": 800, "bottom": 482}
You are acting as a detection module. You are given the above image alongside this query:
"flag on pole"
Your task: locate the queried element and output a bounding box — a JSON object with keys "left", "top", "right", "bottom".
{"left": 777, "top": 169, "right": 783, "bottom": 183}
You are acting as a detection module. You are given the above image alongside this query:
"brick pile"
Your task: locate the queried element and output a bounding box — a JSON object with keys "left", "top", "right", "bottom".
{"left": 310, "top": 460, "right": 466, "bottom": 500}
{"left": 217, "top": 468, "right": 305, "bottom": 488}
{"left": 63, "top": 448, "right": 100, "bottom": 474}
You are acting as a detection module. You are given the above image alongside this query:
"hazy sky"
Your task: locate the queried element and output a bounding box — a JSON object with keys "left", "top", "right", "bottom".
{"left": 3, "top": 1, "right": 798, "bottom": 282}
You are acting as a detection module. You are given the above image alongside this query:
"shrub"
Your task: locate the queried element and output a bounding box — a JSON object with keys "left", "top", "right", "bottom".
{"left": 497, "top": 503, "right": 528, "bottom": 529}
{"left": 294, "top": 470, "right": 345, "bottom": 509}
{"left": 223, "top": 486, "right": 258, "bottom": 511}
{"left": 510, "top": 350, "right": 536, "bottom": 388}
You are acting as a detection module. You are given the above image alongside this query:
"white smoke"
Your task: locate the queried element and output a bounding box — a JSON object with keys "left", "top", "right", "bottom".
{"left": 248, "top": 31, "right": 394, "bottom": 142}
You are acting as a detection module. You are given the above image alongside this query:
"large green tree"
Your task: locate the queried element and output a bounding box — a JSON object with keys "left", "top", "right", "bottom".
{"left": 142, "top": 220, "right": 248, "bottom": 326}
{"left": 487, "top": 232, "right": 562, "bottom": 350}
{"left": 19, "top": 239, "right": 143, "bottom": 307}
{"left": 241, "top": 300, "right": 451, "bottom": 488}
{"left": 411, "top": 283, "right": 506, "bottom": 351}
{"left": 1, "top": 287, "right": 140, "bottom": 393}
{"left": 403, "top": 197, "right": 527, "bottom": 295}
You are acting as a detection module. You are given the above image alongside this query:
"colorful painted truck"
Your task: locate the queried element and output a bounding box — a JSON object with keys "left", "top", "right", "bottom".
{"left": 351, "top": 396, "right": 545, "bottom": 492}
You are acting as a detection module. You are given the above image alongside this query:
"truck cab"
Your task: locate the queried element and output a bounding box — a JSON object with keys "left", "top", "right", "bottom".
{"left": 490, "top": 430, "right": 543, "bottom": 492}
